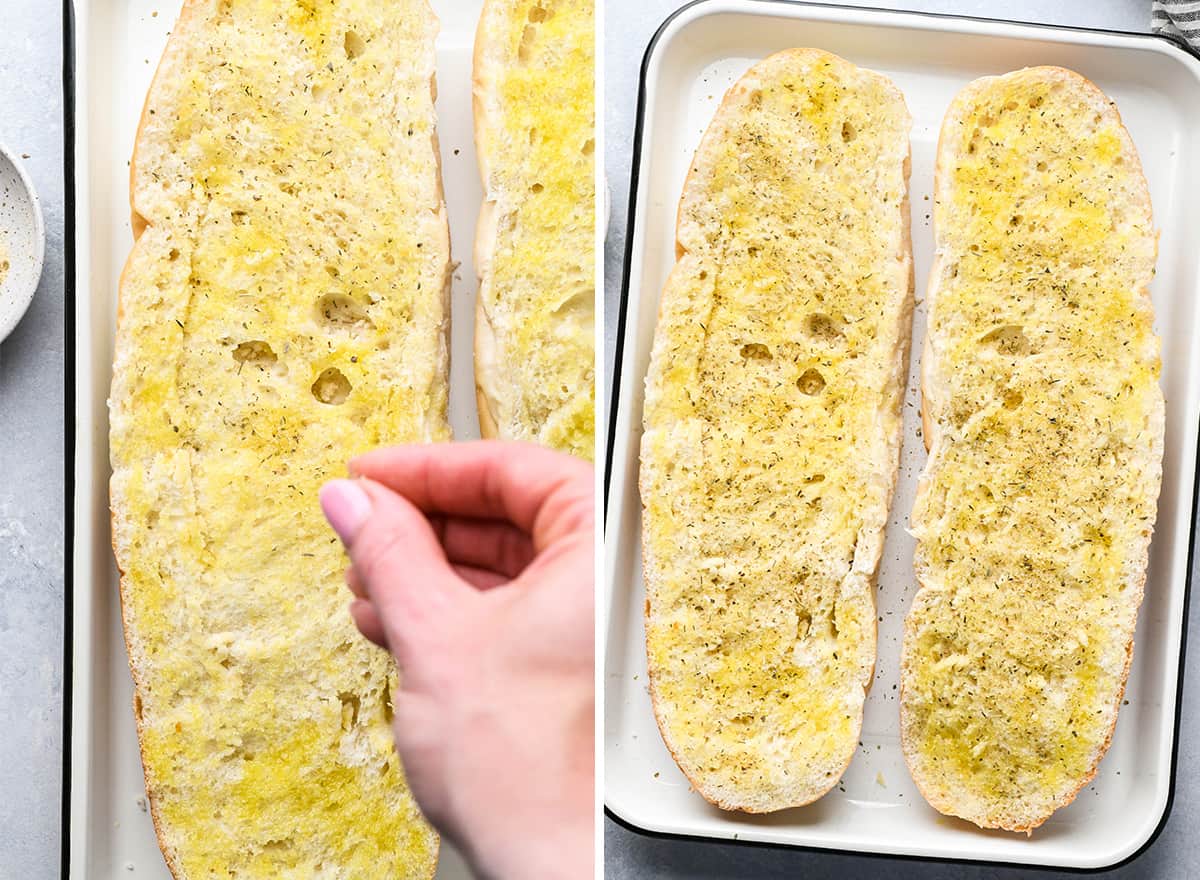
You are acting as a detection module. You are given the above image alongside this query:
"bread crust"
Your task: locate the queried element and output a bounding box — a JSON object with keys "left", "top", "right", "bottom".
{"left": 114, "top": 6, "right": 212, "bottom": 872}
{"left": 110, "top": 1, "right": 444, "bottom": 874}
{"left": 640, "top": 48, "right": 912, "bottom": 813}
{"left": 901, "top": 66, "right": 1162, "bottom": 833}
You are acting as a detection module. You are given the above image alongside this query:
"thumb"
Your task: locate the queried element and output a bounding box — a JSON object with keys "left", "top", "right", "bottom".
{"left": 320, "top": 478, "right": 471, "bottom": 668}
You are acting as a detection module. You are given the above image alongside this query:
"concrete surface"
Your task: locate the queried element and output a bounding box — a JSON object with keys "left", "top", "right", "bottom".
{"left": 0, "top": 3, "right": 65, "bottom": 877}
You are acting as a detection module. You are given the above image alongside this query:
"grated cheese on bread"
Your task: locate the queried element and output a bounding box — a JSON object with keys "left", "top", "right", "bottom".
{"left": 109, "top": 0, "right": 449, "bottom": 875}
{"left": 639, "top": 49, "right": 913, "bottom": 812}
{"left": 900, "top": 67, "right": 1163, "bottom": 833}
{"left": 472, "top": 0, "right": 595, "bottom": 459}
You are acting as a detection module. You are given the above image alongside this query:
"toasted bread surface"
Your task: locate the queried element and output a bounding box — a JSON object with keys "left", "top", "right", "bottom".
{"left": 472, "top": 0, "right": 595, "bottom": 458}
{"left": 639, "top": 49, "right": 912, "bottom": 813}
{"left": 109, "top": 1, "right": 448, "bottom": 875}
{"left": 901, "top": 67, "right": 1162, "bottom": 833}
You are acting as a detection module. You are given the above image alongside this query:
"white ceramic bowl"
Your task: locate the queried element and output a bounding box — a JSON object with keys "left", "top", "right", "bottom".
{"left": 0, "top": 142, "right": 45, "bottom": 343}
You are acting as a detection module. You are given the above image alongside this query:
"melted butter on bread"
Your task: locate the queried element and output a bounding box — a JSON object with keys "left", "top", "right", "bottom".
{"left": 110, "top": 1, "right": 447, "bottom": 874}
{"left": 474, "top": 0, "right": 595, "bottom": 457}
{"left": 640, "top": 50, "right": 912, "bottom": 812}
{"left": 902, "top": 67, "right": 1161, "bottom": 832}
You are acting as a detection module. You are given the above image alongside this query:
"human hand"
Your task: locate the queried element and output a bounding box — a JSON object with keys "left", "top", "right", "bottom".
{"left": 319, "top": 441, "right": 594, "bottom": 880}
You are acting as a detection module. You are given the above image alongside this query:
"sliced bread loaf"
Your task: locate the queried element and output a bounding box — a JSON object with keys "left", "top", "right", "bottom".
{"left": 110, "top": 0, "right": 449, "bottom": 874}
{"left": 640, "top": 49, "right": 912, "bottom": 812}
{"left": 473, "top": 0, "right": 595, "bottom": 459}
{"left": 901, "top": 67, "right": 1162, "bottom": 833}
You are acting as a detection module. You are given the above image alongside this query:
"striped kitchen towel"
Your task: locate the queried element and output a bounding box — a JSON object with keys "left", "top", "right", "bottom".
{"left": 1153, "top": 1, "right": 1200, "bottom": 51}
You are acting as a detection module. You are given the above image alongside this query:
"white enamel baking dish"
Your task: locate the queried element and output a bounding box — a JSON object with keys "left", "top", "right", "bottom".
{"left": 67, "top": 1, "right": 488, "bottom": 875}
{"left": 604, "top": 1, "right": 1200, "bottom": 869}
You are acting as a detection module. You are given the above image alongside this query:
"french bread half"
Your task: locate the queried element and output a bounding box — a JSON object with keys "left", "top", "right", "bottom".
{"left": 473, "top": 0, "right": 595, "bottom": 458}
{"left": 901, "top": 67, "right": 1162, "bottom": 833}
{"left": 640, "top": 49, "right": 913, "bottom": 812}
{"left": 110, "top": 1, "right": 449, "bottom": 875}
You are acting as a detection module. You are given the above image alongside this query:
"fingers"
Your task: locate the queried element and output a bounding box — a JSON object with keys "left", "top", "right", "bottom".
{"left": 434, "top": 516, "right": 535, "bottom": 578}
{"left": 350, "top": 441, "right": 593, "bottom": 550}
{"left": 349, "top": 599, "right": 388, "bottom": 648}
{"left": 345, "top": 566, "right": 366, "bottom": 598}
{"left": 452, "top": 563, "right": 510, "bottom": 590}
{"left": 321, "top": 478, "right": 470, "bottom": 663}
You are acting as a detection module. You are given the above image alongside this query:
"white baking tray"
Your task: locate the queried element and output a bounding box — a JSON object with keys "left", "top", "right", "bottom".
{"left": 604, "top": 1, "right": 1200, "bottom": 869}
{"left": 68, "top": 1, "right": 488, "bottom": 876}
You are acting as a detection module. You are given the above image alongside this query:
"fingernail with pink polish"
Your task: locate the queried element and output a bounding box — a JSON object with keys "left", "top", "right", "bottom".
{"left": 320, "top": 479, "right": 372, "bottom": 545}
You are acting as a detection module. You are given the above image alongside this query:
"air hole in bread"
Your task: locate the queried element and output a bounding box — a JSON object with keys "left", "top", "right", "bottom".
{"left": 1004, "top": 100, "right": 1019, "bottom": 112}
{"left": 805, "top": 312, "right": 844, "bottom": 342}
{"left": 1010, "top": 214, "right": 1022, "bottom": 227}
{"left": 339, "top": 692, "right": 361, "bottom": 730}
{"left": 1029, "top": 94, "right": 1044, "bottom": 109}
{"left": 168, "top": 248, "right": 180, "bottom": 262}
{"left": 530, "top": 182, "right": 544, "bottom": 193}
{"left": 552, "top": 290, "right": 587, "bottom": 316}
{"left": 316, "top": 293, "right": 373, "bottom": 331}
{"left": 382, "top": 689, "right": 394, "bottom": 724}
{"left": 841, "top": 120, "right": 856, "bottom": 142}
{"left": 796, "top": 609, "right": 813, "bottom": 640}
{"left": 981, "top": 324, "right": 1030, "bottom": 356}
{"left": 528, "top": 4, "right": 549, "bottom": 22}
{"left": 806, "top": 473, "right": 825, "bottom": 484}
{"left": 311, "top": 83, "right": 329, "bottom": 102}
{"left": 1003, "top": 390, "right": 1024, "bottom": 410}
{"left": 344, "top": 30, "right": 367, "bottom": 60}
{"left": 748, "top": 89, "right": 763, "bottom": 109}
{"left": 813, "top": 158, "right": 825, "bottom": 171}
{"left": 232, "top": 340, "right": 278, "bottom": 370}
{"left": 312, "top": 368, "right": 352, "bottom": 405}
{"left": 133, "top": 694, "right": 143, "bottom": 720}
{"left": 230, "top": 210, "right": 248, "bottom": 226}
{"left": 798, "top": 368, "right": 826, "bottom": 396}
{"left": 698, "top": 270, "right": 708, "bottom": 280}
{"left": 528, "top": 127, "right": 539, "bottom": 145}
{"left": 581, "top": 138, "right": 594, "bottom": 156}
{"left": 518, "top": 24, "right": 537, "bottom": 64}
{"left": 740, "top": 343, "right": 771, "bottom": 360}
{"left": 1036, "top": 160, "right": 1048, "bottom": 172}
{"left": 747, "top": 246, "right": 760, "bottom": 258}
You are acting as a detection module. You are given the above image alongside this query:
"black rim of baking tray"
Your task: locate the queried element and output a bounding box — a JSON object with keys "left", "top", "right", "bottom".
{"left": 62, "top": 0, "right": 76, "bottom": 876}
{"left": 603, "top": 0, "right": 1198, "bottom": 873}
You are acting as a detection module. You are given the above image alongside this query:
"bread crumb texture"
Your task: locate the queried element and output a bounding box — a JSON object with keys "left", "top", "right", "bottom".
{"left": 475, "top": 0, "right": 595, "bottom": 458}
{"left": 902, "top": 68, "right": 1162, "bottom": 832}
{"left": 110, "top": 0, "right": 447, "bottom": 875}
{"left": 640, "top": 50, "right": 911, "bottom": 812}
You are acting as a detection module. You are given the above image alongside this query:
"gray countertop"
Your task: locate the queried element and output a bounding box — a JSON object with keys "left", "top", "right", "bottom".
{"left": 603, "top": 1, "right": 1200, "bottom": 878}
{"left": 0, "top": 2, "right": 65, "bottom": 877}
